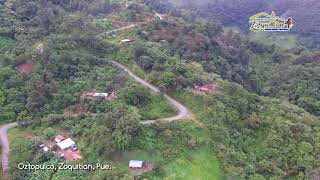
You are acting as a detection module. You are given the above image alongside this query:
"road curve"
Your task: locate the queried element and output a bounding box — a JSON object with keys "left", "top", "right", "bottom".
{"left": 111, "top": 61, "right": 189, "bottom": 124}
{"left": 0, "top": 122, "right": 18, "bottom": 175}
{"left": 0, "top": 10, "right": 177, "bottom": 176}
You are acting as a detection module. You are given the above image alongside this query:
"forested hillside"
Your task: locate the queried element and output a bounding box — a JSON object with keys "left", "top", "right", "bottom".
{"left": 166, "top": 0, "right": 320, "bottom": 49}
{"left": 144, "top": 0, "right": 320, "bottom": 117}
{"left": 1, "top": 0, "right": 320, "bottom": 179}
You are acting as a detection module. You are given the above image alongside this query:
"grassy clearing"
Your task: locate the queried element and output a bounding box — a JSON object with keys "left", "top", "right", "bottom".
{"left": 249, "top": 31, "right": 297, "bottom": 49}
{"left": 7, "top": 128, "right": 34, "bottom": 177}
{"left": 164, "top": 145, "right": 223, "bottom": 180}
{"left": 7, "top": 128, "right": 35, "bottom": 140}
{"left": 139, "top": 94, "right": 177, "bottom": 120}
{"left": 112, "top": 143, "right": 223, "bottom": 180}
{"left": 168, "top": 91, "right": 225, "bottom": 177}
{"left": 111, "top": 145, "right": 224, "bottom": 180}
{"left": 112, "top": 122, "right": 224, "bottom": 179}
{"left": 223, "top": 26, "right": 298, "bottom": 50}
{"left": 112, "top": 150, "right": 158, "bottom": 169}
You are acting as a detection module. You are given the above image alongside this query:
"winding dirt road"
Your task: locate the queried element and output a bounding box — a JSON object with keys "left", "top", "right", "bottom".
{"left": 96, "top": 10, "right": 164, "bottom": 38}
{"left": 96, "top": 10, "right": 191, "bottom": 124}
{"left": 0, "top": 122, "right": 18, "bottom": 175}
{"left": 0, "top": 10, "right": 188, "bottom": 176}
{"left": 111, "top": 61, "right": 189, "bottom": 124}
{"left": 0, "top": 61, "right": 191, "bottom": 175}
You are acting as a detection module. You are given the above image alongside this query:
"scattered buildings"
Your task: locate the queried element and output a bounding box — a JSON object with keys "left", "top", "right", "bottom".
{"left": 39, "top": 135, "right": 81, "bottom": 161}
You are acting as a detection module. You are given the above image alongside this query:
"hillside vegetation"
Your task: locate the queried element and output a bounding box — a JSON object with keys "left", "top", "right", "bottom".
{"left": 167, "top": 0, "right": 320, "bottom": 49}
{"left": 144, "top": 0, "right": 320, "bottom": 117}
{"left": 1, "top": 0, "right": 320, "bottom": 179}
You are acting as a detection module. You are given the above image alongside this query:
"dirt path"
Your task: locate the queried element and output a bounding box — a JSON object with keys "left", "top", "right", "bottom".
{"left": 0, "top": 122, "right": 18, "bottom": 176}
{"left": 111, "top": 61, "right": 191, "bottom": 124}
{"left": 96, "top": 24, "right": 139, "bottom": 38}
{"left": 98, "top": 10, "right": 192, "bottom": 125}
{"left": 96, "top": 9, "right": 165, "bottom": 39}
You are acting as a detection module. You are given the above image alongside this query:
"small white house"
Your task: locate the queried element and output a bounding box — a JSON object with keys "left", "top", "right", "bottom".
{"left": 121, "top": 39, "right": 132, "bottom": 43}
{"left": 94, "top": 93, "right": 108, "bottom": 97}
{"left": 57, "top": 138, "right": 75, "bottom": 150}
{"left": 129, "top": 160, "right": 146, "bottom": 169}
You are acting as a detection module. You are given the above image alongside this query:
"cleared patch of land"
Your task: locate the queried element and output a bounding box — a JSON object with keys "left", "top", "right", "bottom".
{"left": 249, "top": 31, "right": 297, "bottom": 49}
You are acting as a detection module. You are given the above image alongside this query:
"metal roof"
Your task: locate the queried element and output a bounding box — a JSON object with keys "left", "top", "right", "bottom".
{"left": 57, "top": 138, "right": 75, "bottom": 150}
{"left": 121, "top": 39, "right": 132, "bottom": 42}
{"left": 129, "top": 160, "right": 144, "bottom": 168}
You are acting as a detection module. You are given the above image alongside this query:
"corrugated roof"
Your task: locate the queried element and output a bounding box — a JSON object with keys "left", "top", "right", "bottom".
{"left": 94, "top": 93, "right": 108, "bottom": 97}
{"left": 121, "top": 39, "right": 132, "bottom": 42}
{"left": 129, "top": 160, "right": 144, "bottom": 168}
{"left": 57, "top": 138, "right": 75, "bottom": 150}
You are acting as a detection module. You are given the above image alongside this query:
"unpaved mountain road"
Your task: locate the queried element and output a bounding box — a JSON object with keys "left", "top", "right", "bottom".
{"left": 0, "top": 9, "right": 194, "bottom": 177}
{"left": 96, "top": 24, "right": 139, "bottom": 38}
{"left": 96, "top": 9, "right": 193, "bottom": 124}
{"left": 96, "top": 10, "right": 164, "bottom": 38}
{"left": 0, "top": 122, "right": 18, "bottom": 175}
{"left": 111, "top": 61, "right": 190, "bottom": 125}
{"left": 0, "top": 61, "right": 192, "bottom": 175}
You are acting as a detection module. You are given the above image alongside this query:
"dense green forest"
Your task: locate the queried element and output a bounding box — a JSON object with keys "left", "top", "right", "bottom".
{"left": 1, "top": 0, "right": 320, "bottom": 179}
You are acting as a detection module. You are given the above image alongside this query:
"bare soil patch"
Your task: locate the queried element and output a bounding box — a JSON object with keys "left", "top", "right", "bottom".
{"left": 43, "top": 139, "right": 82, "bottom": 161}
{"left": 58, "top": 149, "right": 82, "bottom": 161}
{"left": 16, "top": 61, "right": 33, "bottom": 73}
{"left": 193, "top": 83, "right": 218, "bottom": 94}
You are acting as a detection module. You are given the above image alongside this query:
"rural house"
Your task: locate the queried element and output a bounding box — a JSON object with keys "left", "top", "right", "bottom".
{"left": 129, "top": 160, "right": 147, "bottom": 169}
{"left": 57, "top": 138, "right": 76, "bottom": 150}
{"left": 121, "top": 39, "right": 133, "bottom": 43}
